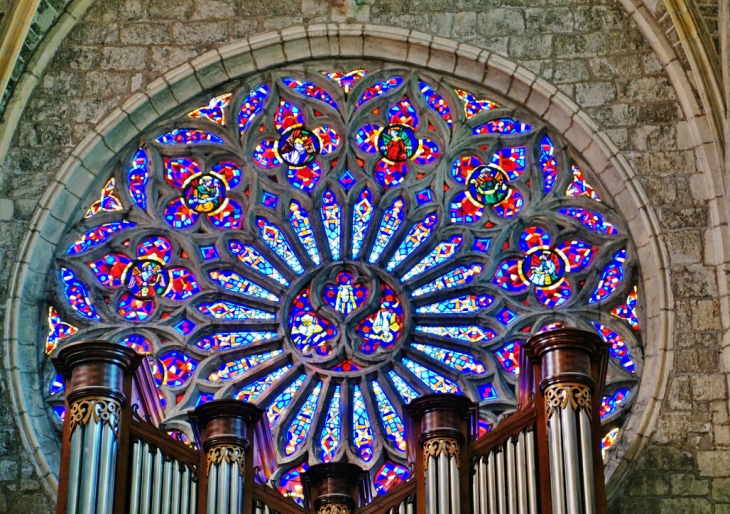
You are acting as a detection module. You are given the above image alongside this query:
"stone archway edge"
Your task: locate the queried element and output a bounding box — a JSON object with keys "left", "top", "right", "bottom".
{"left": 4, "top": 23, "right": 673, "bottom": 499}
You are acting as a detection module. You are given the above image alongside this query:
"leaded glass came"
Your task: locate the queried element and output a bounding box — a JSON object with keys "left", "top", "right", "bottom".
{"left": 47, "top": 66, "right": 641, "bottom": 498}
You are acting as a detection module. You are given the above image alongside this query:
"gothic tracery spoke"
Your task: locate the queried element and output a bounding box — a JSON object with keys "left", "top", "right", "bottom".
{"left": 45, "top": 65, "right": 642, "bottom": 502}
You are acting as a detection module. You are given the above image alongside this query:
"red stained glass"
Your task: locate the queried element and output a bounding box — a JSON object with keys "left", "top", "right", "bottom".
{"left": 452, "top": 155, "right": 483, "bottom": 184}
{"left": 88, "top": 253, "right": 132, "bottom": 288}
{"left": 374, "top": 159, "right": 408, "bottom": 188}
{"left": 207, "top": 199, "right": 243, "bottom": 229}
{"left": 159, "top": 350, "right": 197, "bottom": 387}
{"left": 117, "top": 292, "right": 154, "bottom": 322}
{"left": 388, "top": 97, "right": 419, "bottom": 127}
{"left": 163, "top": 158, "right": 200, "bottom": 188}
{"left": 495, "top": 341, "right": 520, "bottom": 374}
{"left": 373, "top": 462, "right": 409, "bottom": 496}
{"left": 490, "top": 147, "right": 526, "bottom": 180}
{"left": 449, "top": 191, "right": 484, "bottom": 224}
{"left": 287, "top": 160, "right": 322, "bottom": 193}
{"left": 274, "top": 100, "right": 305, "bottom": 132}
{"left": 211, "top": 161, "right": 242, "bottom": 189}
{"left": 164, "top": 268, "right": 200, "bottom": 301}
{"left": 163, "top": 198, "right": 198, "bottom": 229}
{"left": 253, "top": 139, "right": 281, "bottom": 169}
{"left": 137, "top": 236, "right": 173, "bottom": 263}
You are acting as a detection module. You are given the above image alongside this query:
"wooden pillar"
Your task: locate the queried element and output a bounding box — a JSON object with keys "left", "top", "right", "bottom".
{"left": 302, "top": 463, "right": 369, "bottom": 513}
{"left": 189, "top": 400, "right": 263, "bottom": 514}
{"left": 524, "top": 328, "right": 609, "bottom": 514}
{"left": 52, "top": 340, "right": 141, "bottom": 514}
{"left": 405, "top": 394, "right": 476, "bottom": 514}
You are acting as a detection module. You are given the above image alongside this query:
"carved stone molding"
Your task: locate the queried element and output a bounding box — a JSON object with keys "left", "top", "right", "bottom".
{"left": 318, "top": 504, "right": 352, "bottom": 514}
{"left": 423, "top": 437, "right": 460, "bottom": 470}
{"left": 206, "top": 445, "right": 245, "bottom": 477}
{"left": 68, "top": 397, "right": 122, "bottom": 437}
{"left": 544, "top": 383, "right": 592, "bottom": 421}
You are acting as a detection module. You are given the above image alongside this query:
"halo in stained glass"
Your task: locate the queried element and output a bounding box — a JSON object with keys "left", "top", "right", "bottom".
{"left": 48, "top": 66, "right": 641, "bottom": 497}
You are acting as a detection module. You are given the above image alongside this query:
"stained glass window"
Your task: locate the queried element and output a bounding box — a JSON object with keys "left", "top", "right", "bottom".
{"left": 49, "top": 67, "right": 641, "bottom": 496}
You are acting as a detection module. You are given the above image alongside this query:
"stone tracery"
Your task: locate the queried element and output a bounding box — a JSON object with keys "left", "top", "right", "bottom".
{"left": 45, "top": 65, "right": 642, "bottom": 501}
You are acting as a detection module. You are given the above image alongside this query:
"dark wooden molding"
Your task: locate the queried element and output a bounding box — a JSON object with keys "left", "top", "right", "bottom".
{"left": 302, "top": 462, "right": 370, "bottom": 511}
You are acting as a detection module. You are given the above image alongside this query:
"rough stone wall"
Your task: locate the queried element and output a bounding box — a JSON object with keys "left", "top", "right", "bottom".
{"left": 0, "top": 0, "right": 726, "bottom": 512}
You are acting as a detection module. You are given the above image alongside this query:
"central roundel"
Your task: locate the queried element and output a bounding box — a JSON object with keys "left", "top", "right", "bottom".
{"left": 286, "top": 263, "right": 407, "bottom": 372}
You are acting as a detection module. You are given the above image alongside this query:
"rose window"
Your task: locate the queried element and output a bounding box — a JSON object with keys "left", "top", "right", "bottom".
{"left": 46, "top": 66, "right": 642, "bottom": 501}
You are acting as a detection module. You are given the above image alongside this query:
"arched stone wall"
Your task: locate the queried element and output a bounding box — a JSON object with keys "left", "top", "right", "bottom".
{"left": 3, "top": 24, "right": 673, "bottom": 502}
{"left": 0, "top": 0, "right": 727, "bottom": 511}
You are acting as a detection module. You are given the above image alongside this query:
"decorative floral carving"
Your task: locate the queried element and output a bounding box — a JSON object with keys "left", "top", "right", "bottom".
{"left": 68, "top": 397, "right": 121, "bottom": 437}
{"left": 544, "top": 383, "right": 592, "bottom": 421}
{"left": 206, "top": 445, "right": 245, "bottom": 477}
{"left": 318, "top": 504, "right": 352, "bottom": 514}
{"left": 423, "top": 437, "right": 460, "bottom": 469}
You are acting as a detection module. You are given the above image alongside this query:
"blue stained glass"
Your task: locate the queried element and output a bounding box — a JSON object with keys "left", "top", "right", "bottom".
{"left": 207, "top": 349, "right": 283, "bottom": 381}
{"left": 320, "top": 386, "right": 342, "bottom": 462}
{"left": 473, "top": 238, "right": 491, "bottom": 253}
{"left": 371, "top": 381, "right": 407, "bottom": 451}
{"left": 479, "top": 384, "right": 498, "bottom": 400}
{"left": 496, "top": 308, "right": 518, "bottom": 325}
{"left": 387, "top": 370, "right": 419, "bottom": 404}
{"left": 592, "top": 321, "right": 636, "bottom": 372}
{"left": 473, "top": 118, "right": 532, "bottom": 135}
{"left": 402, "top": 358, "right": 461, "bottom": 394}
{"left": 559, "top": 207, "right": 618, "bottom": 235}
{"left": 289, "top": 201, "right": 321, "bottom": 266}
{"left": 386, "top": 213, "right": 438, "bottom": 272}
{"left": 235, "top": 365, "right": 292, "bottom": 402}
{"left": 127, "top": 147, "right": 149, "bottom": 210}
{"left": 156, "top": 129, "right": 225, "bottom": 145}
{"left": 600, "top": 388, "right": 631, "bottom": 419}
{"left": 411, "top": 264, "right": 483, "bottom": 297}
{"left": 256, "top": 218, "right": 305, "bottom": 275}
{"left": 285, "top": 382, "right": 323, "bottom": 456}
{"left": 589, "top": 249, "right": 626, "bottom": 304}
{"left": 416, "top": 188, "right": 433, "bottom": 205}
{"left": 60, "top": 267, "right": 100, "bottom": 320}
{"left": 53, "top": 406, "right": 66, "bottom": 421}
{"left": 351, "top": 189, "right": 375, "bottom": 259}
{"left": 197, "top": 300, "right": 275, "bottom": 320}
{"left": 239, "top": 84, "right": 270, "bottom": 131}
{"left": 49, "top": 374, "right": 64, "bottom": 395}
{"left": 352, "top": 385, "right": 375, "bottom": 461}
{"left": 355, "top": 77, "right": 403, "bottom": 108}
{"left": 415, "top": 294, "right": 494, "bottom": 314}
{"left": 321, "top": 190, "right": 342, "bottom": 261}
{"left": 67, "top": 221, "right": 135, "bottom": 255}
{"left": 401, "top": 235, "right": 463, "bottom": 283}
{"left": 196, "top": 393, "right": 214, "bottom": 406}
{"left": 419, "top": 82, "right": 452, "bottom": 126}
{"left": 174, "top": 319, "right": 196, "bottom": 335}
{"left": 412, "top": 343, "right": 486, "bottom": 374}
{"left": 282, "top": 78, "right": 338, "bottom": 108}
{"left": 368, "top": 198, "right": 406, "bottom": 264}
{"left": 415, "top": 325, "right": 497, "bottom": 343}
{"left": 228, "top": 241, "right": 289, "bottom": 287}
{"left": 208, "top": 269, "right": 279, "bottom": 302}
{"left": 540, "top": 135, "right": 558, "bottom": 193}
{"left": 262, "top": 192, "right": 279, "bottom": 208}
{"left": 196, "top": 331, "right": 278, "bottom": 351}
{"left": 267, "top": 375, "right": 307, "bottom": 428}
{"left": 339, "top": 170, "right": 357, "bottom": 190}
{"left": 199, "top": 245, "right": 219, "bottom": 260}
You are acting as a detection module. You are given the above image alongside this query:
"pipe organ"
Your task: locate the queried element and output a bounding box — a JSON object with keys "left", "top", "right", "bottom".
{"left": 52, "top": 328, "right": 609, "bottom": 513}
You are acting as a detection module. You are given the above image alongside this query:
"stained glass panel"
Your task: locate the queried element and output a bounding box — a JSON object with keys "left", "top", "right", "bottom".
{"left": 51, "top": 68, "right": 641, "bottom": 489}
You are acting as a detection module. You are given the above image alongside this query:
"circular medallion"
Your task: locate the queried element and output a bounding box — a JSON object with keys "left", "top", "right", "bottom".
{"left": 286, "top": 264, "right": 407, "bottom": 371}
{"left": 520, "top": 248, "right": 566, "bottom": 287}
{"left": 123, "top": 260, "right": 170, "bottom": 299}
{"left": 377, "top": 124, "right": 418, "bottom": 162}
{"left": 182, "top": 173, "right": 226, "bottom": 213}
{"left": 277, "top": 126, "right": 321, "bottom": 167}
{"left": 468, "top": 164, "right": 510, "bottom": 206}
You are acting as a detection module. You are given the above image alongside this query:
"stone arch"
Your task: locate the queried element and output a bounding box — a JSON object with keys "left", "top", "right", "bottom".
{"left": 3, "top": 24, "right": 673, "bottom": 499}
